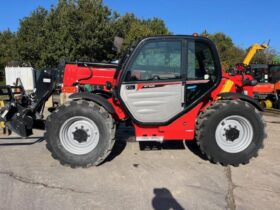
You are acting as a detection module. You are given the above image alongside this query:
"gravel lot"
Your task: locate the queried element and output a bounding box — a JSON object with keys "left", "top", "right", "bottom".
{"left": 0, "top": 114, "right": 279, "bottom": 210}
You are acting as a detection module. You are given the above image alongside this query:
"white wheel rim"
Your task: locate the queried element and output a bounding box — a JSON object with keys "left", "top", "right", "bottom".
{"left": 215, "top": 115, "right": 253, "bottom": 153}
{"left": 59, "top": 116, "right": 100, "bottom": 155}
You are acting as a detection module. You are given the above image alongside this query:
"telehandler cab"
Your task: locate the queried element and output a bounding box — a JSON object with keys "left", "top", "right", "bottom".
{"left": 0, "top": 35, "right": 266, "bottom": 167}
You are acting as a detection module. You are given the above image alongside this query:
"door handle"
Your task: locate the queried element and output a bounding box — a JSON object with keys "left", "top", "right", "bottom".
{"left": 126, "top": 85, "right": 135, "bottom": 90}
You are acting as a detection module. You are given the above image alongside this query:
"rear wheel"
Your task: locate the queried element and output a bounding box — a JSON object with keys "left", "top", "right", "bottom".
{"left": 45, "top": 100, "right": 115, "bottom": 168}
{"left": 196, "top": 100, "right": 266, "bottom": 166}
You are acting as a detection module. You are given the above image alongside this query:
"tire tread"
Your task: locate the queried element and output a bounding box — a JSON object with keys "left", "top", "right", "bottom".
{"left": 45, "top": 100, "right": 115, "bottom": 168}
{"left": 195, "top": 100, "right": 266, "bottom": 166}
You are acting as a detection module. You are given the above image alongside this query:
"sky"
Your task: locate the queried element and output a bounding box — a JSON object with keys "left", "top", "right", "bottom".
{"left": 0, "top": 0, "right": 279, "bottom": 52}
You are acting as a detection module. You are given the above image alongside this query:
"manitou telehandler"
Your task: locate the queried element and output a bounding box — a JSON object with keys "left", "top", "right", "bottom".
{"left": 0, "top": 35, "right": 266, "bottom": 167}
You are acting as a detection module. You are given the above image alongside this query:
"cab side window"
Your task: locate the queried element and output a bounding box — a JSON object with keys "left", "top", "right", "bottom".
{"left": 185, "top": 40, "right": 219, "bottom": 106}
{"left": 125, "top": 40, "right": 182, "bottom": 81}
{"left": 188, "top": 41, "right": 217, "bottom": 82}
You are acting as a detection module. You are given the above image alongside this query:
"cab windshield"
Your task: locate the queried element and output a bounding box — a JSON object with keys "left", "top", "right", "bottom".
{"left": 269, "top": 65, "right": 280, "bottom": 83}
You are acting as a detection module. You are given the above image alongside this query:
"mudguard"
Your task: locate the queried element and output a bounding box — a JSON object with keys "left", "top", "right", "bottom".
{"left": 218, "top": 92, "right": 263, "bottom": 111}
{"left": 69, "top": 92, "right": 115, "bottom": 114}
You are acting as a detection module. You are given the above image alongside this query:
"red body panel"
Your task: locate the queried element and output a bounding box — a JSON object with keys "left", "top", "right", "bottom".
{"left": 133, "top": 103, "right": 203, "bottom": 140}
{"left": 63, "top": 64, "right": 116, "bottom": 87}
{"left": 222, "top": 72, "right": 254, "bottom": 97}
{"left": 107, "top": 98, "right": 127, "bottom": 121}
{"left": 133, "top": 78, "right": 237, "bottom": 140}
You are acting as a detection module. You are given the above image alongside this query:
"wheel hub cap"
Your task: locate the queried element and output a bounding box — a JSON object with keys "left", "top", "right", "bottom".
{"left": 225, "top": 127, "right": 240, "bottom": 142}
{"left": 215, "top": 115, "right": 253, "bottom": 153}
{"left": 59, "top": 116, "right": 100, "bottom": 155}
{"left": 73, "top": 128, "right": 89, "bottom": 143}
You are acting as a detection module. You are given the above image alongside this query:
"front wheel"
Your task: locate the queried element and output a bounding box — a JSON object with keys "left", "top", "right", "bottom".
{"left": 196, "top": 100, "right": 266, "bottom": 166}
{"left": 45, "top": 100, "right": 115, "bottom": 168}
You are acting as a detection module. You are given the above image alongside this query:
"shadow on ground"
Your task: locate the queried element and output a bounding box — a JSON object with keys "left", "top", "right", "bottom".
{"left": 103, "top": 140, "right": 127, "bottom": 163}
{"left": 138, "top": 140, "right": 208, "bottom": 161}
{"left": 184, "top": 141, "right": 208, "bottom": 160}
{"left": 152, "top": 188, "right": 185, "bottom": 210}
{"left": 0, "top": 136, "right": 45, "bottom": 146}
{"left": 101, "top": 123, "right": 132, "bottom": 164}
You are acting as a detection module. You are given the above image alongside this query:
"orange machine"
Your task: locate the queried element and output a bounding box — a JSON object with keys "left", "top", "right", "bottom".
{"left": 252, "top": 64, "right": 280, "bottom": 109}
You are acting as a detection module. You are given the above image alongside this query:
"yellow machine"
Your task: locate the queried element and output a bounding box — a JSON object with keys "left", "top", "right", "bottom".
{"left": 0, "top": 100, "right": 9, "bottom": 135}
{"left": 243, "top": 43, "right": 269, "bottom": 65}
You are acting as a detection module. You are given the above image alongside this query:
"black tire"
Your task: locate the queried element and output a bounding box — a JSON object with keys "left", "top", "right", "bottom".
{"left": 276, "top": 99, "right": 280, "bottom": 109}
{"left": 195, "top": 100, "right": 266, "bottom": 166}
{"left": 45, "top": 100, "right": 115, "bottom": 168}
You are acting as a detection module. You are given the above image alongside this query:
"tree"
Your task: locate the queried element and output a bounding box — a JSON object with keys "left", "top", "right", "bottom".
{"left": 0, "top": 30, "right": 17, "bottom": 70}
{"left": 272, "top": 55, "right": 280, "bottom": 63}
{"left": 41, "top": 0, "right": 116, "bottom": 67}
{"left": 202, "top": 31, "right": 279, "bottom": 69}
{"left": 17, "top": 7, "right": 48, "bottom": 68}
{"left": 16, "top": 0, "right": 116, "bottom": 68}
{"left": 203, "top": 32, "right": 245, "bottom": 69}
{"left": 112, "top": 13, "right": 170, "bottom": 55}
{"left": 0, "top": 0, "right": 171, "bottom": 68}
{"left": 251, "top": 48, "right": 277, "bottom": 64}
{"left": 10, "top": 0, "right": 279, "bottom": 70}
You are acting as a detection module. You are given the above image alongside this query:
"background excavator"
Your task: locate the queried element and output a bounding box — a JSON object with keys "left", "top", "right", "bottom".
{"left": 225, "top": 42, "right": 280, "bottom": 109}
{"left": 243, "top": 43, "right": 269, "bottom": 66}
{"left": 231, "top": 42, "right": 269, "bottom": 75}
{"left": 232, "top": 42, "right": 280, "bottom": 109}
{"left": 252, "top": 63, "right": 280, "bottom": 109}
{"left": 224, "top": 42, "right": 269, "bottom": 98}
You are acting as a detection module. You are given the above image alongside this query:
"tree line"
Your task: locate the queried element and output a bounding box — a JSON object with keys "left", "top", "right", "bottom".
{"left": 0, "top": 0, "right": 278, "bottom": 70}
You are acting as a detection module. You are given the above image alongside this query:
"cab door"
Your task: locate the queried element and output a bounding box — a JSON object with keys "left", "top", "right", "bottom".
{"left": 119, "top": 39, "right": 185, "bottom": 124}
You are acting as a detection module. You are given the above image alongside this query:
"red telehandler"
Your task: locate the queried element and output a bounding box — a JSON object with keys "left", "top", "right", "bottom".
{"left": 0, "top": 35, "right": 266, "bottom": 167}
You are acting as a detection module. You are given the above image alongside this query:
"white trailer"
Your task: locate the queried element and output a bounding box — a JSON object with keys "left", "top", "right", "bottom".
{"left": 4, "top": 67, "right": 35, "bottom": 91}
